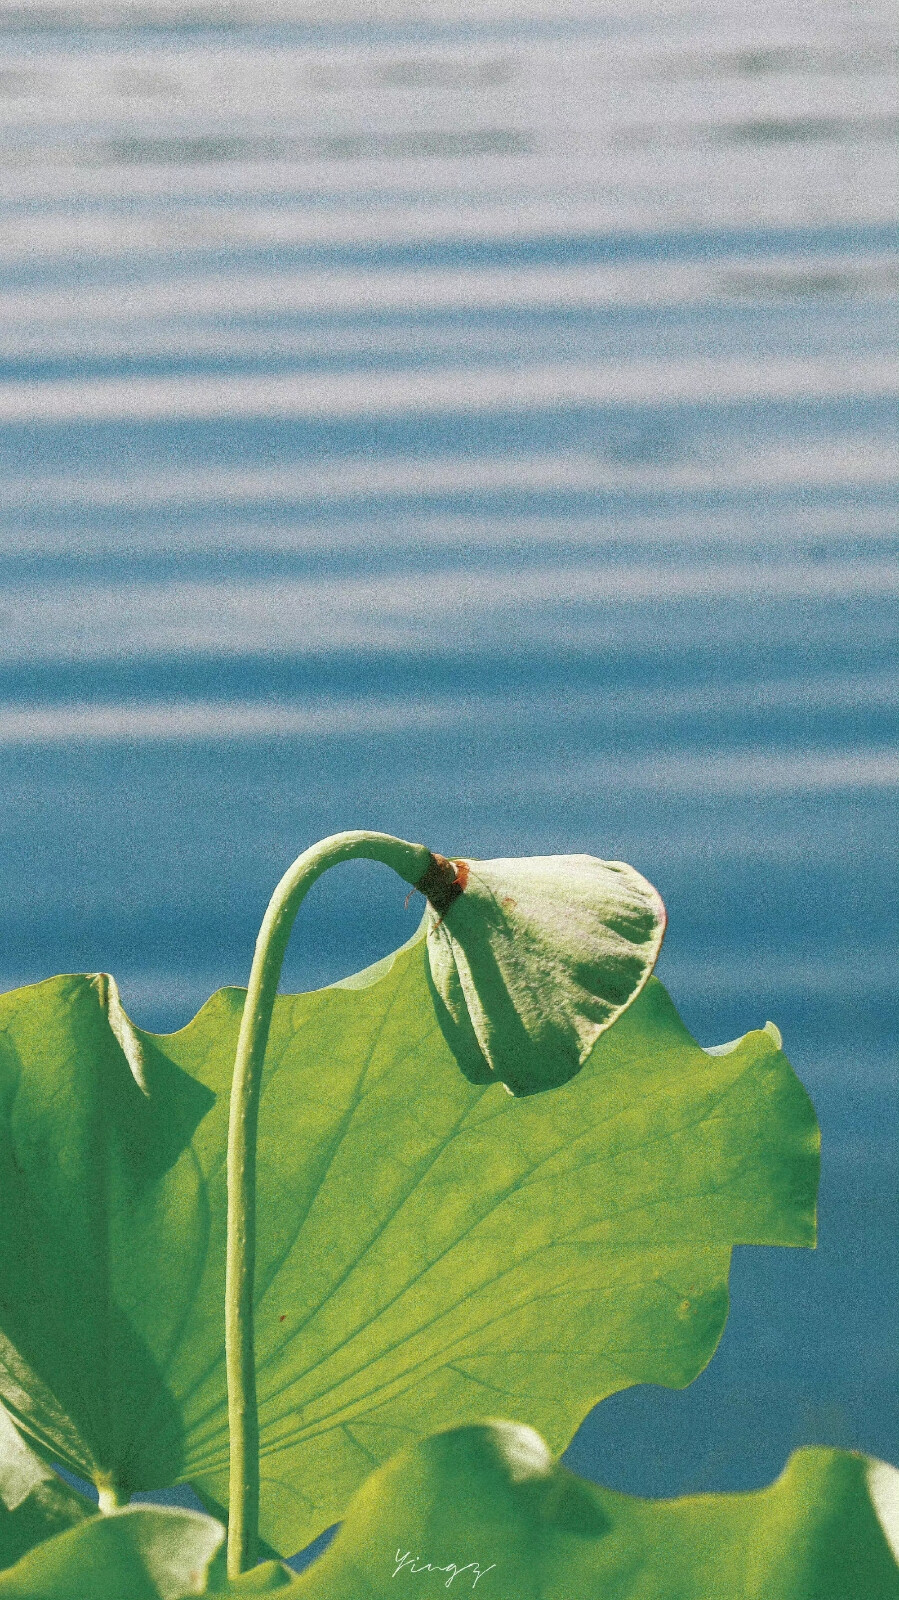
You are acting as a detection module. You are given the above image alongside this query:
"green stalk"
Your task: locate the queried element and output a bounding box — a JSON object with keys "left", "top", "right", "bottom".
{"left": 225, "top": 830, "right": 436, "bottom": 1578}
{"left": 96, "top": 1474, "right": 128, "bottom": 1514}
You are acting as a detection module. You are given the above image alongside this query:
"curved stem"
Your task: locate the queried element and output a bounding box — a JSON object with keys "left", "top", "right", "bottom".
{"left": 225, "top": 831, "right": 432, "bottom": 1579}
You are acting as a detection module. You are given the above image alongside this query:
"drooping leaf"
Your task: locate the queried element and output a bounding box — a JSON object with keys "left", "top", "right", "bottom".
{"left": 0, "top": 1505, "right": 224, "bottom": 1599}
{"left": 422, "top": 853, "right": 666, "bottom": 1093}
{"left": 0, "top": 1405, "right": 94, "bottom": 1570}
{"left": 285, "top": 1422, "right": 899, "bottom": 1600}
{"left": 0, "top": 932, "right": 817, "bottom": 1554}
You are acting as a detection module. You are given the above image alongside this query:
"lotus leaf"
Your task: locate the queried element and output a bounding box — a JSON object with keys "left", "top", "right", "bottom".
{"left": 0, "top": 932, "right": 817, "bottom": 1554}
{"left": 288, "top": 1421, "right": 899, "bottom": 1600}
{"left": 0, "top": 1505, "right": 223, "bottom": 1599}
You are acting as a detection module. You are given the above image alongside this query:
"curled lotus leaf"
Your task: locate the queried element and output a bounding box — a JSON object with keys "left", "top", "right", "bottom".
{"left": 421, "top": 853, "right": 666, "bottom": 1094}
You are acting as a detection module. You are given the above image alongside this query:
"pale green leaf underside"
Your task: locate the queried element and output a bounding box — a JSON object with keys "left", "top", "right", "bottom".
{"left": 286, "top": 1422, "right": 899, "bottom": 1600}
{"left": 0, "top": 1506, "right": 224, "bottom": 1600}
{"left": 426, "top": 853, "right": 666, "bottom": 1093}
{"left": 0, "top": 930, "right": 818, "bottom": 1554}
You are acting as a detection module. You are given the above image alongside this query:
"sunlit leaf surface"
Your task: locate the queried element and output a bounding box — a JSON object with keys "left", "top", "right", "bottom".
{"left": 0, "top": 932, "right": 817, "bottom": 1554}
{"left": 0, "top": 1506, "right": 223, "bottom": 1599}
{"left": 288, "top": 1422, "right": 899, "bottom": 1600}
{"left": 218, "top": 1560, "right": 295, "bottom": 1591}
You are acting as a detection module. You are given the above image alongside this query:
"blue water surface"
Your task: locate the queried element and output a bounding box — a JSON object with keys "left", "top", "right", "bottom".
{"left": 2, "top": 0, "right": 897, "bottom": 1568}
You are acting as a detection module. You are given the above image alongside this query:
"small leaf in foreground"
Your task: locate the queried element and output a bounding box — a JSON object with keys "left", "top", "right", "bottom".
{"left": 0, "top": 1505, "right": 224, "bottom": 1600}
{"left": 208, "top": 1559, "right": 296, "bottom": 1592}
{"left": 286, "top": 1421, "right": 899, "bottom": 1600}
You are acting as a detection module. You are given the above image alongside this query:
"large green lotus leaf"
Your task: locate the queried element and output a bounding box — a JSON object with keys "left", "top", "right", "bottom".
{"left": 0, "top": 1406, "right": 94, "bottom": 1570}
{"left": 0, "top": 1505, "right": 224, "bottom": 1599}
{"left": 286, "top": 1423, "right": 899, "bottom": 1600}
{"left": 0, "top": 932, "right": 817, "bottom": 1555}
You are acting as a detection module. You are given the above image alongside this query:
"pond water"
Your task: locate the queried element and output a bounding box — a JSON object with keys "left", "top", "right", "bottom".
{"left": 0, "top": 0, "right": 896, "bottom": 1554}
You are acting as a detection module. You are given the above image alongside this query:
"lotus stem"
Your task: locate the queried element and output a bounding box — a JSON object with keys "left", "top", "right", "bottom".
{"left": 225, "top": 830, "right": 432, "bottom": 1578}
{"left": 96, "top": 1474, "right": 128, "bottom": 1514}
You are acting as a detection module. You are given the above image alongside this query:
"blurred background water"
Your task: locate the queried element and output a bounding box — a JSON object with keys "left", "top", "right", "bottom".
{"left": 0, "top": 0, "right": 897, "bottom": 1564}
